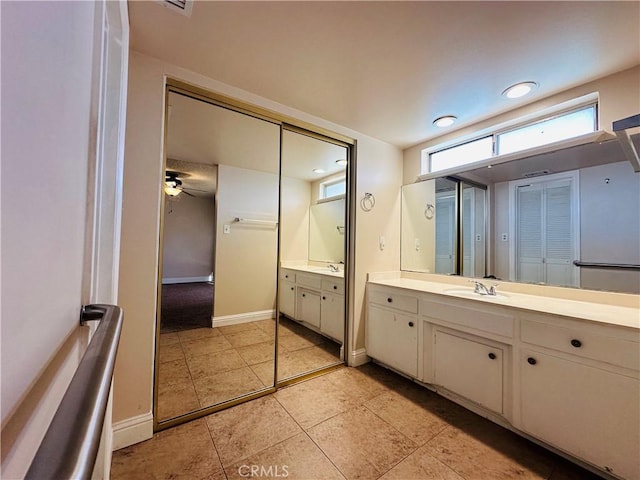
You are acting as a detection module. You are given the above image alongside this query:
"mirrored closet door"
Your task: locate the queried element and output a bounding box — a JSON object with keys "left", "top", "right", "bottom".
{"left": 155, "top": 88, "right": 280, "bottom": 425}
{"left": 278, "top": 128, "right": 349, "bottom": 382}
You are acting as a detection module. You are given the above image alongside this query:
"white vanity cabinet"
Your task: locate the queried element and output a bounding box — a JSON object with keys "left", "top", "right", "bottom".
{"left": 366, "top": 286, "right": 419, "bottom": 377}
{"left": 278, "top": 267, "right": 344, "bottom": 343}
{"left": 518, "top": 316, "right": 640, "bottom": 480}
{"left": 433, "top": 329, "right": 504, "bottom": 414}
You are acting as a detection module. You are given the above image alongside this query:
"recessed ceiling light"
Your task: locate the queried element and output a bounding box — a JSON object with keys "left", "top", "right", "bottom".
{"left": 502, "top": 81, "right": 538, "bottom": 99}
{"left": 433, "top": 116, "right": 457, "bottom": 128}
{"left": 312, "top": 168, "right": 325, "bottom": 174}
{"left": 335, "top": 159, "right": 347, "bottom": 167}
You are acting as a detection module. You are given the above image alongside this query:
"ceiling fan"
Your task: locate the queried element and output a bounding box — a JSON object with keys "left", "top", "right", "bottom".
{"left": 164, "top": 171, "right": 192, "bottom": 197}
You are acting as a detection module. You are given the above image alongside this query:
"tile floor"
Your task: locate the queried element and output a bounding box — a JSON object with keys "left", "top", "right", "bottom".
{"left": 113, "top": 363, "right": 603, "bottom": 480}
{"left": 157, "top": 317, "right": 341, "bottom": 420}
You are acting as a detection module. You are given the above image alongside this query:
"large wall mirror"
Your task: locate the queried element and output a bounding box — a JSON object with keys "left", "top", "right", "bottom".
{"left": 278, "top": 128, "right": 348, "bottom": 382}
{"left": 155, "top": 83, "right": 352, "bottom": 428}
{"left": 401, "top": 135, "right": 640, "bottom": 294}
{"left": 156, "top": 89, "right": 281, "bottom": 426}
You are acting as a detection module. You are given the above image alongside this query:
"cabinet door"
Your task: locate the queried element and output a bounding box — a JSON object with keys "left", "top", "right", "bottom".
{"left": 297, "top": 288, "right": 321, "bottom": 328}
{"left": 434, "top": 330, "right": 503, "bottom": 414}
{"left": 367, "top": 305, "right": 417, "bottom": 377}
{"left": 520, "top": 350, "right": 639, "bottom": 480}
{"left": 279, "top": 280, "right": 296, "bottom": 318}
{"left": 321, "top": 292, "right": 344, "bottom": 342}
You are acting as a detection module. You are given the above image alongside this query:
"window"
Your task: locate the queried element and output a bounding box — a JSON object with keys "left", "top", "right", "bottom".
{"left": 320, "top": 177, "right": 346, "bottom": 200}
{"left": 424, "top": 103, "right": 597, "bottom": 174}
{"left": 429, "top": 136, "right": 493, "bottom": 174}
{"left": 497, "top": 105, "right": 596, "bottom": 155}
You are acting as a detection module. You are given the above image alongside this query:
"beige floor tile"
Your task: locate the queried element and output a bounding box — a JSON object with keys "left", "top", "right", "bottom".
{"left": 206, "top": 396, "right": 302, "bottom": 467}
{"left": 364, "top": 390, "right": 450, "bottom": 445}
{"left": 307, "top": 405, "right": 417, "bottom": 480}
{"left": 254, "top": 318, "right": 276, "bottom": 334}
{"left": 378, "top": 444, "right": 464, "bottom": 480}
{"left": 225, "top": 433, "right": 345, "bottom": 480}
{"left": 324, "top": 366, "right": 390, "bottom": 404}
{"left": 219, "top": 322, "right": 260, "bottom": 336}
{"left": 158, "top": 342, "right": 185, "bottom": 363}
{"left": 224, "top": 328, "right": 273, "bottom": 348}
{"left": 278, "top": 332, "right": 322, "bottom": 352}
{"left": 425, "top": 419, "right": 556, "bottom": 480}
{"left": 157, "top": 381, "right": 201, "bottom": 420}
{"left": 159, "top": 332, "right": 181, "bottom": 346}
{"left": 250, "top": 360, "right": 276, "bottom": 386}
{"left": 111, "top": 419, "right": 223, "bottom": 479}
{"left": 236, "top": 341, "right": 276, "bottom": 365}
{"left": 157, "top": 357, "right": 193, "bottom": 394}
{"left": 193, "top": 366, "right": 266, "bottom": 406}
{"left": 275, "top": 375, "right": 355, "bottom": 429}
{"left": 182, "top": 335, "right": 234, "bottom": 359}
{"left": 187, "top": 349, "right": 247, "bottom": 380}
{"left": 178, "top": 326, "right": 222, "bottom": 342}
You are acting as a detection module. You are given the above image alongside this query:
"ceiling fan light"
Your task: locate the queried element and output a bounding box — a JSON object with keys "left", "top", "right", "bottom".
{"left": 502, "top": 81, "right": 538, "bottom": 99}
{"left": 164, "top": 185, "right": 182, "bottom": 196}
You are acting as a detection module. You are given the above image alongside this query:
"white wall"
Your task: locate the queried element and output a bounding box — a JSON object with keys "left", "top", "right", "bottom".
{"left": 162, "top": 195, "right": 215, "bottom": 281}
{"left": 116, "top": 52, "right": 402, "bottom": 441}
{"left": 401, "top": 180, "right": 436, "bottom": 272}
{"left": 214, "top": 165, "right": 279, "bottom": 317}
{"left": 0, "top": 1, "right": 97, "bottom": 476}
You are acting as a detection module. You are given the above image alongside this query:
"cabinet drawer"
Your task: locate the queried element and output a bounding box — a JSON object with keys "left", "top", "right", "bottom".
{"left": 297, "top": 274, "right": 322, "bottom": 289}
{"left": 521, "top": 320, "right": 640, "bottom": 371}
{"left": 321, "top": 278, "right": 344, "bottom": 294}
{"left": 369, "top": 289, "right": 418, "bottom": 314}
{"left": 280, "top": 269, "right": 296, "bottom": 282}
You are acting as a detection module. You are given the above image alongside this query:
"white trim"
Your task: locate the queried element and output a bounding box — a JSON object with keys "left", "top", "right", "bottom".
{"left": 212, "top": 309, "right": 275, "bottom": 327}
{"left": 349, "top": 348, "right": 369, "bottom": 367}
{"left": 112, "top": 412, "right": 153, "bottom": 451}
{"left": 508, "top": 170, "right": 581, "bottom": 286}
{"left": 162, "top": 275, "right": 212, "bottom": 285}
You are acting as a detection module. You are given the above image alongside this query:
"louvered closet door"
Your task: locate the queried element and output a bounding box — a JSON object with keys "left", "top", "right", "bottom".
{"left": 516, "top": 178, "right": 576, "bottom": 287}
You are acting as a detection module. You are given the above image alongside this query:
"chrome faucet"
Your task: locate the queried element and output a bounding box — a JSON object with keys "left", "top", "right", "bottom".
{"left": 328, "top": 264, "right": 340, "bottom": 272}
{"left": 469, "top": 280, "right": 498, "bottom": 296}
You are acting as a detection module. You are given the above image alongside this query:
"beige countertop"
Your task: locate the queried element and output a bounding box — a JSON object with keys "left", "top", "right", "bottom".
{"left": 368, "top": 275, "right": 640, "bottom": 331}
{"left": 282, "top": 264, "right": 344, "bottom": 279}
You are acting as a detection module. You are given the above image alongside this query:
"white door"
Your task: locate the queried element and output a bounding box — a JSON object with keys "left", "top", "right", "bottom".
{"left": 435, "top": 194, "right": 456, "bottom": 274}
{"left": 513, "top": 174, "right": 578, "bottom": 287}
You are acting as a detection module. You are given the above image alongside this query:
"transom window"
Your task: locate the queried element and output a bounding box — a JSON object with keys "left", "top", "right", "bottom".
{"left": 320, "top": 177, "right": 346, "bottom": 200}
{"left": 425, "top": 104, "right": 597, "bottom": 174}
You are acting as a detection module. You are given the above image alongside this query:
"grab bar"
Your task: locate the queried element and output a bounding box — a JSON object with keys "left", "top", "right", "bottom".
{"left": 25, "top": 304, "right": 123, "bottom": 480}
{"left": 573, "top": 261, "right": 640, "bottom": 270}
{"left": 233, "top": 217, "right": 278, "bottom": 226}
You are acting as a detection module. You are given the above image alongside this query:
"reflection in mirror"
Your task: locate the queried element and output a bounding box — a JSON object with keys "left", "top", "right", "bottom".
{"left": 309, "top": 199, "right": 345, "bottom": 263}
{"left": 402, "top": 177, "right": 486, "bottom": 277}
{"left": 279, "top": 129, "right": 347, "bottom": 382}
{"left": 156, "top": 91, "right": 279, "bottom": 423}
{"left": 402, "top": 136, "right": 640, "bottom": 294}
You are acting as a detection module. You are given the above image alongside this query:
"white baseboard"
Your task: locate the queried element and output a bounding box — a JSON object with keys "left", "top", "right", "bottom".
{"left": 162, "top": 275, "right": 212, "bottom": 285}
{"left": 112, "top": 412, "right": 153, "bottom": 451}
{"left": 212, "top": 309, "right": 275, "bottom": 327}
{"left": 349, "top": 348, "right": 369, "bottom": 367}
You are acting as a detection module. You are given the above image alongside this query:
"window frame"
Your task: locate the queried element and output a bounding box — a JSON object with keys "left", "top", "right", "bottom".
{"left": 319, "top": 176, "right": 347, "bottom": 201}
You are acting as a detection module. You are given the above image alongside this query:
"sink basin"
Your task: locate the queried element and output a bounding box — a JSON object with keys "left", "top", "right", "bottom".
{"left": 443, "top": 288, "right": 509, "bottom": 300}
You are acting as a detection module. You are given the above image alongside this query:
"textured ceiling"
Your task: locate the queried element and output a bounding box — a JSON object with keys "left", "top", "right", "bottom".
{"left": 129, "top": 1, "right": 639, "bottom": 149}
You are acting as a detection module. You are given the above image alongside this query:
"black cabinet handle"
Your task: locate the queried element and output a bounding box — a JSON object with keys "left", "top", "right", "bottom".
{"left": 527, "top": 357, "right": 537, "bottom": 365}
{"left": 571, "top": 339, "right": 582, "bottom": 348}
{"left": 322, "top": 296, "right": 326, "bottom": 300}
{"left": 285, "top": 275, "right": 288, "bottom": 279}
{"left": 290, "top": 287, "right": 294, "bottom": 291}
{"left": 488, "top": 352, "right": 496, "bottom": 360}
{"left": 333, "top": 285, "right": 337, "bottom": 290}
{"left": 387, "top": 297, "right": 393, "bottom": 303}
{"left": 408, "top": 321, "right": 414, "bottom": 327}
{"left": 302, "top": 293, "right": 305, "bottom": 297}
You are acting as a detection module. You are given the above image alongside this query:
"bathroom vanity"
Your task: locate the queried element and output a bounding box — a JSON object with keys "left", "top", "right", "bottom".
{"left": 280, "top": 266, "right": 344, "bottom": 343}
{"left": 366, "top": 272, "right": 640, "bottom": 480}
